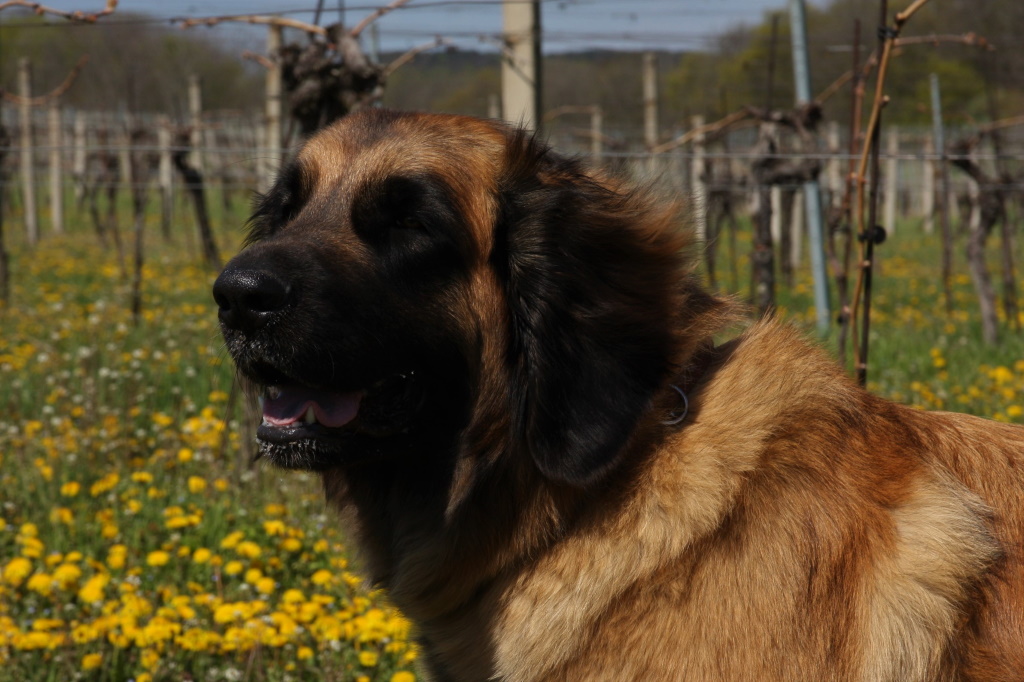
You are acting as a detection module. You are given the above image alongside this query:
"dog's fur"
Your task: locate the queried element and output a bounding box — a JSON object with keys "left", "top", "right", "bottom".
{"left": 214, "top": 109, "right": 1024, "bottom": 681}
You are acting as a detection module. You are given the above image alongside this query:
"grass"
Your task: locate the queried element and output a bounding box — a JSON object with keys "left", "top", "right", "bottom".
{"left": 1, "top": 199, "right": 1023, "bottom": 681}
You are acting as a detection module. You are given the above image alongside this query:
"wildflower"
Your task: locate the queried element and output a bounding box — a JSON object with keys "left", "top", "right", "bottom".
{"left": 78, "top": 573, "right": 110, "bottom": 603}
{"left": 50, "top": 507, "right": 74, "bottom": 525}
{"left": 214, "top": 478, "right": 229, "bottom": 491}
{"left": 263, "top": 520, "right": 286, "bottom": 536}
{"left": 27, "top": 573, "right": 53, "bottom": 596}
{"left": 141, "top": 648, "right": 160, "bottom": 669}
{"left": 89, "top": 472, "right": 120, "bottom": 497}
{"left": 264, "top": 504, "right": 287, "bottom": 517}
{"left": 146, "top": 551, "right": 171, "bottom": 567}
{"left": 60, "top": 481, "right": 81, "bottom": 497}
{"left": 281, "top": 538, "right": 302, "bottom": 553}
{"left": 391, "top": 673, "right": 416, "bottom": 682}
{"left": 81, "top": 653, "right": 103, "bottom": 671}
{"left": 152, "top": 412, "right": 174, "bottom": 427}
{"left": 107, "top": 545, "right": 128, "bottom": 570}
{"left": 187, "top": 476, "right": 207, "bottom": 493}
{"left": 131, "top": 471, "right": 154, "bottom": 484}
{"left": 192, "top": 548, "right": 212, "bottom": 564}
{"left": 220, "top": 531, "right": 245, "bottom": 550}
{"left": 311, "top": 569, "right": 333, "bottom": 586}
{"left": 3, "top": 557, "right": 33, "bottom": 587}
{"left": 224, "top": 561, "right": 243, "bottom": 576}
{"left": 53, "top": 563, "right": 82, "bottom": 590}
{"left": 359, "top": 650, "right": 379, "bottom": 667}
{"left": 255, "top": 577, "right": 276, "bottom": 595}
{"left": 177, "top": 448, "right": 194, "bottom": 463}
{"left": 235, "top": 541, "right": 261, "bottom": 559}
{"left": 297, "top": 646, "right": 314, "bottom": 661}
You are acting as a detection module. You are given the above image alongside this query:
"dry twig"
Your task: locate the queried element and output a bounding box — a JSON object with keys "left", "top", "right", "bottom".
{"left": 0, "top": 55, "right": 89, "bottom": 106}
{"left": 849, "top": 0, "right": 934, "bottom": 384}
{"left": 0, "top": 0, "right": 115, "bottom": 21}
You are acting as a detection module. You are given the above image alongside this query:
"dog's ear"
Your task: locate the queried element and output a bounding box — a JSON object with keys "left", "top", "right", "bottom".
{"left": 494, "top": 132, "right": 707, "bottom": 487}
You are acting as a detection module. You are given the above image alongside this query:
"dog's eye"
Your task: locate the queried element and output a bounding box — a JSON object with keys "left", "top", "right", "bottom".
{"left": 397, "top": 216, "right": 422, "bottom": 231}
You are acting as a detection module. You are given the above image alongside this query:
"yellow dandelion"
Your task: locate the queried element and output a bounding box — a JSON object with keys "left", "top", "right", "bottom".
{"left": 264, "top": 504, "right": 287, "bottom": 517}
{"left": 391, "top": 673, "right": 416, "bottom": 682}
{"left": 192, "top": 548, "right": 212, "bottom": 564}
{"left": 224, "top": 560, "right": 243, "bottom": 576}
{"left": 359, "top": 651, "right": 379, "bottom": 667}
{"left": 297, "top": 646, "right": 314, "bottom": 661}
{"left": 26, "top": 573, "right": 52, "bottom": 595}
{"left": 77, "top": 573, "right": 110, "bottom": 603}
{"left": 187, "top": 476, "right": 207, "bottom": 493}
{"left": 235, "top": 541, "right": 262, "bottom": 559}
{"left": 255, "top": 577, "right": 276, "bottom": 594}
{"left": 146, "top": 551, "right": 170, "bottom": 567}
{"left": 3, "top": 557, "right": 33, "bottom": 587}
{"left": 263, "top": 520, "right": 286, "bottom": 536}
{"left": 53, "top": 563, "right": 82, "bottom": 590}
{"left": 81, "top": 653, "right": 103, "bottom": 671}
{"left": 310, "top": 569, "right": 333, "bottom": 586}
{"left": 220, "top": 531, "right": 244, "bottom": 550}
{"left": 60, "top": 481, "right": 80, "bottom": 497}
{"left": 177, "top": 448, "right": 194, "bottom": 463}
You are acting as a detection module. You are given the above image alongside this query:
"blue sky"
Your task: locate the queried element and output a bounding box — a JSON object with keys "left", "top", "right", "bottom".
{"left": 25, "top": 0, "right": 822, "bottom": 53}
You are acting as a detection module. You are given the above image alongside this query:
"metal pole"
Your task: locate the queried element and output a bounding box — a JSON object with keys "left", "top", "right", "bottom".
{"left": 789, "top": 0, "right": 831, "bottom": 335}
{"left": 930, "top": 73, "right": 953, "bottom": 314}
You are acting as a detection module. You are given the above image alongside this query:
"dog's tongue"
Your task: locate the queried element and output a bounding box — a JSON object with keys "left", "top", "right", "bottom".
{"left": 262, "top": 384, "right": 361, "bottom": 428}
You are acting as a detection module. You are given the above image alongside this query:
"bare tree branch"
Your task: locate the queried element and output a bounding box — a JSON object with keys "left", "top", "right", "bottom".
{"left": 349, "top": 0, "right": 413, "bottom": 38}
{"left": 651, "top": 109, "right": 752, "bottom": 154}
{"left": 176, "top": 14, "right": 327, "bottom": 36}
{"left": 0, "top": 0, "right": 115, "bottom": 21}
{"left": 382, "top": 37, "right": 451, "bottom": 77}
{"left": 0, "top": 55, "right": 88, "bottom": 105}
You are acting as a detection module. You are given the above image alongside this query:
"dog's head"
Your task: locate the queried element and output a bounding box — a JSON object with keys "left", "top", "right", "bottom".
{"left": 214, "top": 109, "right": 726, "bottom": 487}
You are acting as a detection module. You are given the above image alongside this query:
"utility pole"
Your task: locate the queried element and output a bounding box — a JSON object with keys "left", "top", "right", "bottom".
{"left": 501, "top": 0, "right": 542, "bottom": 131}
{"left": 789, "top": 0, "right": 830, "bottom": 335}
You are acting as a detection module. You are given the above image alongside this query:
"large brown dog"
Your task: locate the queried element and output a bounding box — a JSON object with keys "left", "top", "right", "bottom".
{"left": 213, "top": 109, "right": 1024, "bottom": 681}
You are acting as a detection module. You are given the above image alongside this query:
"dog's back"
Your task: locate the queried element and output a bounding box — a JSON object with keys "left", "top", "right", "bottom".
{"left": 489, "top": 321, "right": 1024, "bottom": 681}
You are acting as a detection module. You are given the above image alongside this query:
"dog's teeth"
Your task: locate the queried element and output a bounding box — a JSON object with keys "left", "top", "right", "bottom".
{"left": 267, "top": 386, "right": 281, "bottom": 400}
{"left": 303, "top": 406, "right": 316, "bottom": 424}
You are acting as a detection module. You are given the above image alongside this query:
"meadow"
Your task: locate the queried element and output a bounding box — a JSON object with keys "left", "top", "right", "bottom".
{"left": 2, "top": 202, "right": 1023, "bottom": 681}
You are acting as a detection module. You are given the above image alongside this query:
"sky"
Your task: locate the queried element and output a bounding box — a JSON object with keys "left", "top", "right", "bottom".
{"left": 19, "top": 0, "right": 821, "bottom": 53}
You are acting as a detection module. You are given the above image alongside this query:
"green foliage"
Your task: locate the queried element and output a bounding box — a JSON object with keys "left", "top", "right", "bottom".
{"left": 0, "top": 12, "right": 262, "bottom": 112}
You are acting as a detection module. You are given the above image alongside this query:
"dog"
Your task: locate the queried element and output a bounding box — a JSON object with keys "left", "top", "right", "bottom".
{"left": 213, "top": 109, "right": 1024, "bottom": 681}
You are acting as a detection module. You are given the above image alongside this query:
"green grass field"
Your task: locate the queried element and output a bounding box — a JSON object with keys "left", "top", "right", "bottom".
{"left": 1, "top": 199, "right": 1022, "bottom": 681}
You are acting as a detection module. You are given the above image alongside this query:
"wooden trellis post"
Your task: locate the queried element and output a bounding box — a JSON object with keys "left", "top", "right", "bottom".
{"left": 47, "top": 101, "right": 64, "bottom": 235}
{"left": 158, "top": 117, "right": 174, "bottom": 241}
{"left": 18, "top": 58, "right": 38, "bottom": 246}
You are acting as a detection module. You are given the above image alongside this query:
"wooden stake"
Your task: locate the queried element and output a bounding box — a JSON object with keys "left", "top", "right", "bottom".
{"left": 18, "top": 58, "right": 38, "bottom": 245}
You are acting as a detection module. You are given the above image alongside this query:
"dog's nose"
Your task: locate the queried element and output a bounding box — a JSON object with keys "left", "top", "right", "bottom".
{"left": 212, "top": 268, "right": 290, "bottom": 331}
